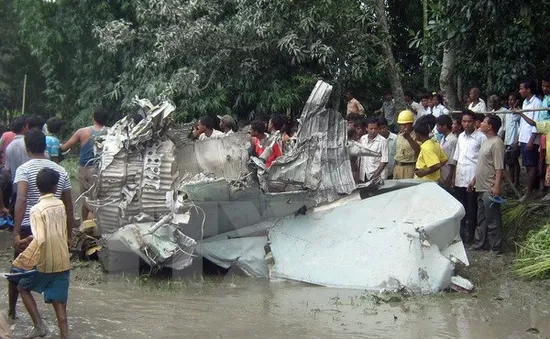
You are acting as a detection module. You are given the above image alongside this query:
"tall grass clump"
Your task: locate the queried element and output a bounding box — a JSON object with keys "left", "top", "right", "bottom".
{"left": 515, "top": 225, "right": 550, "bottom": 279}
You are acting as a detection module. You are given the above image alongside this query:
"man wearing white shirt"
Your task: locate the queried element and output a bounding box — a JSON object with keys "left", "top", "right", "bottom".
{"left": 436, "top": 115, "right": 457, "bottom": 189}
{"left": 518, "top": 79, "right": 543, "bottom": 201}
{"left": 417, "top": 94, "right": 432, "bottom": 117}
{"left": 452, "top": 110, "right": 487, "bottom": 244}
{"left": 504, "top": 93, "right": 521, "bottom": 187}
{"left": 431, "top": 94, "right": 450, "bottom": 117}
{"left": 359, "top": 118, "right": 388, "bottom": 182}
{"left": 488, "top": 95, "right": 506, "bottom": 139}
{"left": 378, "top": 117, "right": 397, "bottom": 179}
{"left": 194, "top": 116, "right": 224, "bottom": 140}
{"left": 404, "top": 91, "right": 422, "bottom": 117}
{"left": 468, "top": 88, "right": 487, "bottom": 113}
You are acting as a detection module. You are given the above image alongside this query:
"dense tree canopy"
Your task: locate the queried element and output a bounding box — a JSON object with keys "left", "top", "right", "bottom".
{"left": 0, "top": 0, "right": 548, "bottom": 127}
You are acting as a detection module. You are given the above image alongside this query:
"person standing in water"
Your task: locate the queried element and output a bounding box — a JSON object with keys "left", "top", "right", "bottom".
{"left": 61, "top": 107, "right": 109, "bottom": 220}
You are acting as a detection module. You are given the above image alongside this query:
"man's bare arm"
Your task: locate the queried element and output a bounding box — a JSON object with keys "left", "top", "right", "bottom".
{"left": 405, "top": 135, "right": 421, "bottom": 154}
{"left": 60, "top": 189, "right": 75, "bottom": 239}
{"left": 372, "top": 162, "right": 387, "bottom": 179}
{"left": 13, "top": 182, "right": 28, "bottom": 245}
{"left": 60, "top": 128, "right": 82, "bottom": 152}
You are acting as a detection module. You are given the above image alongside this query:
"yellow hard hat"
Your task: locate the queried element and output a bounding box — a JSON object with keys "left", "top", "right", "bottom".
{"left": 397, "top": 110, "right": 415, "bottom": 124}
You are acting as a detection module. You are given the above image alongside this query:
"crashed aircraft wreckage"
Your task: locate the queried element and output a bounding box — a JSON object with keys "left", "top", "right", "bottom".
{"left": 86, "top": 81, "right": 471, "bottom": 294}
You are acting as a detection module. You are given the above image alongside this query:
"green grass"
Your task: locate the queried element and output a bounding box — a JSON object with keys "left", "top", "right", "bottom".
{"left": 515, "top": 225, "right": 550, "bottom": 280}
{"left": 60, "top": 157, "right": 79, "bottom": 182}
{"left": 502, "top": 200, "right": 550, "bottom": 245}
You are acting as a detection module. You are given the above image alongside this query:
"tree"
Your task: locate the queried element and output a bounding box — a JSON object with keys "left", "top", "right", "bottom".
{"left": 370, "top": 0, "right": 406, "bottom": 111}
{"left": 423, "top": 0, "right": 550, "bottom": 108}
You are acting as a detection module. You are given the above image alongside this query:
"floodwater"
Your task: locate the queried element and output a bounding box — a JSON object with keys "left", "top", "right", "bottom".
{"left": 1, "top": 233, "right": 550, "bottom": 339}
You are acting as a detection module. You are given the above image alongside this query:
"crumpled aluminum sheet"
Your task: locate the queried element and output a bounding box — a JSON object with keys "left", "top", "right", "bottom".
{"left": 177, "top": 132, "right": 250, "bottom": 182}
{"left": 89, "top": 98, "right": 178, "bottom": 236}
{"left": 268, "top": 182, "right": 468, "bottom": 294}
{"left": 268, "top": 81, "right": 356, "bottom": 203}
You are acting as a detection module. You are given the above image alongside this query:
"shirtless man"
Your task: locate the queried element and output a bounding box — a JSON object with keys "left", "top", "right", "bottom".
{"left": 61, "top": 107, "right": 109, "bottom": 220}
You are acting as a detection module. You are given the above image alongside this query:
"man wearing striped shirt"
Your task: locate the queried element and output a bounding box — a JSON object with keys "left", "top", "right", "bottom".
{"left": 8, "top": 130, "right": 74, "bottom": 321}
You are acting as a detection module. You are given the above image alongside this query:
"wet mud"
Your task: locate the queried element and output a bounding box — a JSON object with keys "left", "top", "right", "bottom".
{"left": 1, "top": 231, "right": 550, "bottom": 339}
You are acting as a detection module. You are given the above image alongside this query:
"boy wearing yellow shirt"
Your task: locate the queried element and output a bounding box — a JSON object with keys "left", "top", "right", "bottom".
{"left": 413, "top": 122, "right": 448, "bottom": 181}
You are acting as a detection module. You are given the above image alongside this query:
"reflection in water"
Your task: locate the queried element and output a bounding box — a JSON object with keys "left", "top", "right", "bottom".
{"left": 2, "top": 274, "right": 549, "bottom": 339}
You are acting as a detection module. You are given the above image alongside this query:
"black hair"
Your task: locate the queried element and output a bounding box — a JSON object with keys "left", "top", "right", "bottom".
{"left": 27, "top": 115, "right": 45, "bottom": 130}
{"left": 11, "top": 116, "right": 26, "bottom": 134}
{"left": 404, "top": 91, "right": 415, "bottom": 99}
{"left": 508, "top": 91, "right": 520, "bottom": 101}
{"left": 462, "top": 110, "right": 476, "bottom": 119}
{"left": 46, "top": 117, "right": 63, "bottom": 134}
{"left": 470, "top": 87, "right": 481, "bottom": 96}
{"left": 198, "top": 116, "right": 215, "bottom": 130}
{"left": 250, "top": 120, "right": 266, "bottom": 135}
{"left": 270, "top": 114, "right": 286, "bottom": 131}
{"left": 36, "top": 168, "right": 60, "bottom": 194}
{"left": 366, "top": 117, "right": 379, "bottom": 126}
{"left": 521, "top": 79, "right": 538, "bottom": 94}
{"left": 432, "top": 94, "right": 444, "bottom": 104}
{"left": 436, "top": 115, "right": 453, "bottom": 129}
{"left": 413, "top": 122, "right": 431, "bottom": 137}
{"left": 347, "top": 127, "right": 357, "bottom": 140}
{"left": 486, "top": 115, "right": 502, "bottom": 133}
{"left": 417, "top": 114, "right": 436, "bottom": 130}
{"left": 384, "top": 91, "right": 392, "bottom": 96}
{"left": 346, "top": 90, "right": 354, "bottom": 96}
{"left": 543, "top": 73, "right": 550, "bottom": 83}
{"left": 420, "top": 93, "right": 430, "bottom": 100}
{"left": 93, "top": 107, "right": 109, "bottom": 126}
{"left": 354, "top": 117, "right": 368, "bottom": 129}
{"left": 378, "top": 116, "right": 389, "bottom": 127}
{"left": 347, "top": 113, "right": 362, "bottom": 123}
{"left": 24, "top": 129, "right": 46, "bottom": 154}
{"left": 475, "top": 113, "right": 485, "bottom": 122}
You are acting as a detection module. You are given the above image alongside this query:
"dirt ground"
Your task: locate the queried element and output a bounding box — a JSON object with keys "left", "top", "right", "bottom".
{"left": 1, "top": 230, "right": 550, "bottom": 339}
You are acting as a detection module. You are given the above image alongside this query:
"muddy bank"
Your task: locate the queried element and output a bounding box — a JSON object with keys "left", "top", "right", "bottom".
{"left": 1, "top": 231, "right": 550, "bottom": 339}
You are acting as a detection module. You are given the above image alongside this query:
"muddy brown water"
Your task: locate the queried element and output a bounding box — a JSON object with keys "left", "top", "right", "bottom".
{"left": 1, "top": 231, "right": 550, "bottom": 339}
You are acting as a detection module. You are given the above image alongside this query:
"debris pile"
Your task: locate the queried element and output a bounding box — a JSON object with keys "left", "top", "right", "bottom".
{"left": 86, "top": 82, "right": 472, "bottom": 294}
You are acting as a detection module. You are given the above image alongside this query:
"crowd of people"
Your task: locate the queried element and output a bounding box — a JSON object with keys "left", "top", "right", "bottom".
{"left": 0, "top": 109, "right": 108, "bottom": 338}
{"left": 346, "top": 76, "right": 550, "bottom": 254}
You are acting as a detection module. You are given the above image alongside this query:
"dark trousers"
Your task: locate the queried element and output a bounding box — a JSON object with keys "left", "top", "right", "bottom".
{"left": 454, "top": 187, "right": 477, "bottom": 244}
{"left": 474, "top": 192, "right": 503, "bottom": 251}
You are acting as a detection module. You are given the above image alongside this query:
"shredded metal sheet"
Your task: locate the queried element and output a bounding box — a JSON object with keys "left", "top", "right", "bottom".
{"left": 89, "top": 99, "right": 178, "bottom": 235}
{"left": 268, "top": 81, "right": 356, "bottom": 203}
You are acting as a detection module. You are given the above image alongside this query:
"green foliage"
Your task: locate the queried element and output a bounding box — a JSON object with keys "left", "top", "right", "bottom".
{"left": 90, "top": 0, "right": 390, "bottom": 120}
{"left": 515, "top": 225, "right": 550, "bottom": 280}
{"left": 417, "top": 0, "right": 550, "bottom": 97}
{"left": 502, "top": 200, "right": 550, "bottom": 244}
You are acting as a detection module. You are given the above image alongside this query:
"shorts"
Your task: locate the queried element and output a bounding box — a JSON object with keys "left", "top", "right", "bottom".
{"left": 505, "top": 145, "right": 520, "bottom": 166}
{"left": 18, "top": 270, "right": 70, "bottom": 304}
{"left": 13, "top": 227, "right": 33, "bottom": 260}
{"left": 520, "top": 142, "right": 539, "bottom": 167}
{"left": 78, "top": 166, "right": 97, "bottom": 194}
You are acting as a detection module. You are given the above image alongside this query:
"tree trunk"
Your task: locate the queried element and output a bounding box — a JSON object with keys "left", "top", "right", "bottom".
{"left": 439, "top": 45, "right": 460, "bottom": 110}
{"left": 371, "top": 0, "right": 405, "bottom": 111}
{"left": 422, "top": 0, "right": 429, "bottom": 90}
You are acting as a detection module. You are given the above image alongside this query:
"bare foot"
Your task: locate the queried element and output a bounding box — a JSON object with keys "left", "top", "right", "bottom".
{"left": 7, "top": 310, "right": 17, "bottom": 320}
{"left": 23, "top": 323, "right": 48, "bottom": 339}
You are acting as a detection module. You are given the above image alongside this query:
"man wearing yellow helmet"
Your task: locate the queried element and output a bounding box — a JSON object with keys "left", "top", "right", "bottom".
{"left": 393, "top": 110, "right": 421, "bottom": 179}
